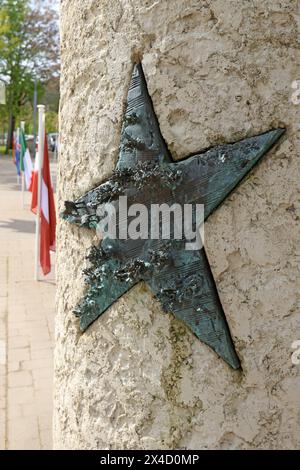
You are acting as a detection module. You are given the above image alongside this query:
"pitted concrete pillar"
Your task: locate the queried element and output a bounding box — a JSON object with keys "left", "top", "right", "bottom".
{"left": 54, "top": 0, "right": 300, "bottom": 449}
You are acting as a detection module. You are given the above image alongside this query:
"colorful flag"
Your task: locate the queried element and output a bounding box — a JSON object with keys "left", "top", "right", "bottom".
{"left": 15, "top": 129, "right": 21, "bottom": 176}
{"left": 20, "top": 129, "right": 26, "bottom": 172}
{"left": 31, "top": 134, "right": 56, "bottom": 275}
{"left": 12, "top": 131, "right": 16, "bottom": 164}
{"left": 29, "top": 146, "right": 38, "bottom": 193}
{"left": 20, "top": 130, "right": 33, "bottom": 189}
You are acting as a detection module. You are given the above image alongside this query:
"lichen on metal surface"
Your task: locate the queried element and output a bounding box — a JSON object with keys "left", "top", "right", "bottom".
{"left": 61, "top": 62, "right": 285, "bottom": 370}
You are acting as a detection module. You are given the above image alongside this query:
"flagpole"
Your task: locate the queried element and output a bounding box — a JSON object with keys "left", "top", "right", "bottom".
{"left": 34, "top": 105, "right": 45, "bottom": 281}
{"left": 20, "top": 121, "right": 25, "bottom": 209}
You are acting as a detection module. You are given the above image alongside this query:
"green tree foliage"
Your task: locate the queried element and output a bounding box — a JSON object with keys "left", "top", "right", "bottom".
{"left": 0, "top": 0, "right": 59, "bottom": 150}
{"left": 45, "top": 110, "right": 58, "bottom": 133}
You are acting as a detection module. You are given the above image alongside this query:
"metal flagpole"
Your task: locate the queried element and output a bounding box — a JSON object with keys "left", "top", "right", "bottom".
{"left": 33, "top": 77, "right": 38, "bottom": 160}
{"left": 34, "top": 105, "right": 45, "bottom": 281}
{"left": 20, "top": 121, "right": 25, "bottom": 209}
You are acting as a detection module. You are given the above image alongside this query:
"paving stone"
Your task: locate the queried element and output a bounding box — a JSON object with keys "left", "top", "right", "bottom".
{"left": 8, "top": 386, "right": 35, "bottom": 405}
{"left": 0, "top": 155, "right": 56, "bottom": 450}
{"left": 21, "top": 359, "right": 51, "bottom": 371}
{"left": 8, "top": 336, "right": 30, "bottom": 349}
{"left": 40, "top": 429, "right": 52, "bottom": 450}
{"left": 8, "top": 371, "right": 33, "bottom": 388}
{"left": 8, "top": 347, "right": 30, "bottom": 363}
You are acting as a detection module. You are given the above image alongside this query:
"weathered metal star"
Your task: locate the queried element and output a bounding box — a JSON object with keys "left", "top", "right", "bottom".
{"left": 62, "top": 63, "right": 284, "bottom": 369}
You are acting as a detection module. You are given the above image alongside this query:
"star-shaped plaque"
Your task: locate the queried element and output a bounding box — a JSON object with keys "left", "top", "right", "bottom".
{"left": 62, "top": 63, "right": 284, "bottom": 369}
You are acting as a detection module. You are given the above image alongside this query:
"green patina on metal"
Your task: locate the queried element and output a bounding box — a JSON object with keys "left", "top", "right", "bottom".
{"left": 61, "top": 63, "right": 285, "bottom": 369}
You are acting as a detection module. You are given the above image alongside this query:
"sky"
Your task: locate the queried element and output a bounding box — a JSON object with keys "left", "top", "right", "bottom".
{"left": 31, "top": 0, "right": 59, "bottom": 13}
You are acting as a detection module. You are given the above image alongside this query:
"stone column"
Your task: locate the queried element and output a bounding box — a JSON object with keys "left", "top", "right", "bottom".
{"left": 54, "top": 0, "right": 300, "bottom": 449}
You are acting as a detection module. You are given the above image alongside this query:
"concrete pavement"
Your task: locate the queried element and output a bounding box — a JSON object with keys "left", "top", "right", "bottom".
{"left": 0, "top": 154, "right": 56, "bottom": 450}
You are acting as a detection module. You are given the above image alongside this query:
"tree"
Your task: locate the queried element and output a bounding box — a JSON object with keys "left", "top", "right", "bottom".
{"left": 0, "top": 0, "right": 59, "bottom": 151}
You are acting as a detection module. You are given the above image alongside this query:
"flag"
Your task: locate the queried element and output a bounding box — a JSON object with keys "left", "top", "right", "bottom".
{"left": 20, "top": 129, "right": 26, "bottom": 172}
{"left": 20, "top": 130, "right": 33, "bottom": 189}
{"left": 15, "top": 129, "right": 21, "bottom": 176}
{"left": 12, "top": 131, "right": 16, "bottom": 164}
{"left": 31, "top": 134, "right": 56, "bottom": 275}
{"left": 29, "top": 148, "right": 38, "bottom": 193}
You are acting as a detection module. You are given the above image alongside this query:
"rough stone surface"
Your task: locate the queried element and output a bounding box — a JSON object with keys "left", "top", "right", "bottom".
{"left": 54, "top": 0, "right": 300, "bottom": 449}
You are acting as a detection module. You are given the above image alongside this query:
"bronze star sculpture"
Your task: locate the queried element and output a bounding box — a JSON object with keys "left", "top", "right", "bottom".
{"left": 61, "top": 63, "right": 284, "bottom": 369}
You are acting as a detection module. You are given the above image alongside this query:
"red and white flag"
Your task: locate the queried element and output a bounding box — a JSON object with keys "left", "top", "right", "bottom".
{"left": 31, "top": 134, "right": 56, "bottom": 275}
{"left": 29, "top": 149, "right": 38, "bottom": 195}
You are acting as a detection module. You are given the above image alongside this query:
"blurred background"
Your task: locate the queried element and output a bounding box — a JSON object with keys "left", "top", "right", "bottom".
{"left": 0, "top": 0, "right": 60, "bottom": 156}
{"left": 0, "top": 0, "right": 60, "bottom": 450}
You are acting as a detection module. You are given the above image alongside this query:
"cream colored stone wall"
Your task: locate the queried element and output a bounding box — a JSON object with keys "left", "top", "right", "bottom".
{"left": 54, "top": 0, "right": 300, "bottom": 449}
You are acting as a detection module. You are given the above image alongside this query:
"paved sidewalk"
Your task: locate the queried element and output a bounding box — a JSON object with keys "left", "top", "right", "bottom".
{"left": 0, "top": 154, "right": 56, "bottom": 450}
